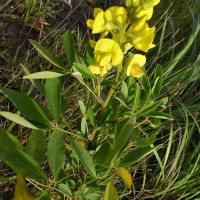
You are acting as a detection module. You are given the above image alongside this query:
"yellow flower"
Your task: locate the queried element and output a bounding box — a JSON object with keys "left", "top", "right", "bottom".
{"left": 86, "top": 6, "right": 127, "bottom": 34}
{"left": 89, "top": 39, "right": 124, "bottom": 76}
{"left": 136, "top": 7, "right": 153, "bottom": 20}
{"left": 126, "top": 0, "right": 160, "bottom": 8}
{"left": 126, "top": 54, "right": 146, "bottom": 78}
{"left": 104, "top": 6, "right": 127, "bottom": 27}
{"left": 127, "top": 0, "right": 160, "bottom": 20}
{"left": 153, "top": 0, "right": 160, "bottom": 6}
{"left": 87, "top": 8, "right": 106, "bottom": 34}
{"left": 126, "top": 0, "right": 140, "bottom": 7}
{"left": 89, "top": 64, "right": 112, "bottom": 76}
{"left": 128, "top": 22, "right": 156, "bottom": 52}
{"left": 134, "top": 23, "right": 156, "bottom": 52}
{"left": 131, "top": 15, "right": 147, "bottom": 31}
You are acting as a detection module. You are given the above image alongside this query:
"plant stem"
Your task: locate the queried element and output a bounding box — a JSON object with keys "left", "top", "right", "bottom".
{"left": 88, "top": 126, "right": 97, "bottom": 144}
{"left": 88, "top": 65, "right": 122, "bottom": 146}
{"left": 102, "top": 65, "right": 122, "bottom": 109}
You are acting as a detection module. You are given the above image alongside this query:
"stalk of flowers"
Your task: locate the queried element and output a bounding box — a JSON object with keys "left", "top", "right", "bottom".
{"left": 86, "top": 1, "right": 160, "bottom": 144}
{"left": 87, "top": 0, "right": 160, "bottom": 80}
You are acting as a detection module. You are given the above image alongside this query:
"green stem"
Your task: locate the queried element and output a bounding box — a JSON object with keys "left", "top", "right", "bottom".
{"left": 55, "top": 127, "right": 87, "bottom": 141}
{"left": 88, "top": 126, "right": 97, "bottom": 144}
{"left": 102, "top": 65, "right": 122, "bottom": 109}
{"left": 88, "top": 65, "right": 122, "bottom": 145}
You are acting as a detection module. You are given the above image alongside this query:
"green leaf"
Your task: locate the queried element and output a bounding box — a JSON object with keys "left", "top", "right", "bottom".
{"left": 113, "top": 118, "right": 136, "bottom": 155}
{"left": 73, "top": 62, "right": 96, "bottom": 79}
{"left": 136, "top": 130, "right": 159, "bottom": 147}
{"left": 85, "top": 193, "right": 101, "bottom": 200}
{"left": 38, "top": 188, "right": 51, "bottom": 200}
{"left": 104, "top": 181, "right": 119, "bottom": 200}
{"left": 0, "top": 112, "right": 39, "bottom": 129}
{"left": 87, "top": 107, "right": 96, "bottom": 127}
{"left": 136, "top": 101, "right": 160, "bottom": 116}
{"left": 96, "top": 143, "right": 112, "bottom": 166}
{"left": 160, "top": 97, "right": 169, "bottom": 106}
{"left": 140, "top": 72, "right": 151, "bottom": 91}
{"left": 45, "top": 78, "right": 61, "bottom": 122}
{"left": 26, "top": 130, "right": 46, "bottom": 163}
{"left": 118, "top": 147, "right": 154, "bottom": 167}
{"left": 21, "top": 64, "right": 45, "bottom": 95}
{"left": 63, "top": 30, "right": 75, "bottom": 66}
{"left": 86, "top": 42, "right": 95, "bottom": 65}
{"left": 23, "top": 71, "right": 65, "bottom": 79}
{"left": 102, "top": 118, "right": 136, "bottom": 166}
{"left": 140, "top": 89, "right": 151, "bottom": 107}
{"left": 152, "top": 64, "right": 163, "bottom": 98}
{"left": 78, "top": 100, "right": 86, "bottom": 115}
{"left": 0, "top": 87, "right": 51, "bottom": 125}
{"left": 147, "top": 111, "right": 174, "bottom": 120}
{"left": 29, "top": 39, "right": 65, "bottom": 69}
{"left": 121, "top": 81, "right": 128, "bottom": 99}
{"left": 47, "top": 130, "right": 65, "bottom": 178}
{"left": 81, "top": 117, "right": 87, "bottom": 134}
{"left": 132, "top": 83, "right": 140, "bottom": 112}
{"left": 68, "top": 137, "right": 96, "bottom": 177}
{"left": 0, "top": 147, "right": 47, "bottom": 179}
{"left": 58, "top": 183, "right": 72, "bottom": 196}
{"left": 0, "top": 128, "right": 23, "bottom": 150}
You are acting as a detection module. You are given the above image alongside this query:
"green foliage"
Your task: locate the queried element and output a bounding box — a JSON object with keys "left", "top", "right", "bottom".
{"left": 38, "top": 188, "right": 51, "bottom": 200}
{"left": 29, "top": 39, "right": 65, "bottom": 69}
{"left": 0, "top": 130, "right": 47, "bottom": 180}
{"left": 45, "top": 78, "right": 62, "bottom": 123}
{"left": 47, "top": 130, "right": 65, "bottom": 179}
{"left": 26, "top": 130, "right": 46, "bottom": 164}
{"left": 0, "top": 0, "right": 200, "bottom": 199}
{"left": 118, "top": 147, "right": 155, "bottom": 167}
{"left": 68, "top": 137, "right": 96, "bottom": 177}
{"left": 63, "top": 30, "right": 75, "bottom": 66}
{"left": 0, "top": 87, "right": 51, "bottom": 125}
{"left": 73, "top": 62, "right": 96, "bottom": 79}
{"left": 0, "top": 112, "right": 40, "bottom": 129}
{"left": 23, "top": 71, "right": 65, "bottom": 79}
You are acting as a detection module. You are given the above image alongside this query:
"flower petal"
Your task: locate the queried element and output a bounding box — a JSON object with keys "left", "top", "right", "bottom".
{"left": 93, "top": 8, "right": 104, "bottom": 18}
{"left": 87, "top": 19, "right": 94, "bottom": 29}
{"left": 126, "top": 54, "right": 146, "bottom": 77}
{"left": 131, "top": 54, "right": 146, "bottom": 67}
{"left": 130, "top": 66, "right": 144, "bottom": 78}
{"left": 105, "top": 6, "right": 127, "bottom": 25}
{"left": 123, "top": 43, "right": 133, "bottom": 54}
{"left": 154, "top": 0, "right": 160, "bottom": 6}
{"left": 89, "top": 64, "right": 101, "bottom": 74}
{"left": 111, "top": 42, "right": 124, "bottom": 65}
{"left": 93, "top": 12, "right": 105, "bottom": 33}
{"left": 142, "top": 0, "right": 154, "bottom": 10}
{"left": 100, "top": 66, "right": 108, "bottom": 76}
{"left": 95, "top": 39, "right": 115, "bottom": 52}
{"left": 136, "top": 7, "right": 153, "bottom": 20}
{"left": 131, "top": 15, "right": 147, "bottom": 31}
{"left": 100, "top": 53, "right": 112, "bottom": 66}
{"left": 136, "top": 32, "right": 155, "bottom": 52}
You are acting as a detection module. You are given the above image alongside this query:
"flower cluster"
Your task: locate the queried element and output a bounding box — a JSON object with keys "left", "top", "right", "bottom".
{"left": 87, "top": 0, "right": 160, "bottom": 78}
